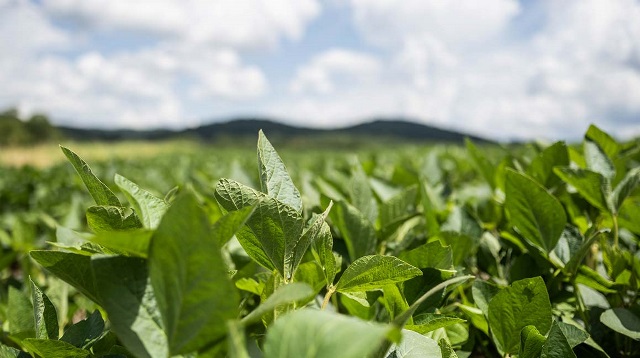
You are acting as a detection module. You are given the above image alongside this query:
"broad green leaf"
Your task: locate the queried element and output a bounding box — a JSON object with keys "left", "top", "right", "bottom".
{"left": 541, "top": 321, "right": 576, "bottom": 358}
{"left": 0, "top": 344, "right": 21, "bottom": 357}
{"left": 115, "top": 174, "right": 168, "bottom": 229}
{"left": 91, "top": 255, "right": 168, "bottom": 358}
{"left": 8, "top": 286, "right": 34, "bottom": 337}
{"left": 420, "top": 179, "right": 441, "bottom": 237}
{"left": 263, "top": 309, "right": 398, "bottom": 358}
{"left": 441, "top": 206, "right": 482, "bottom": 240}
{"left": 311, "top": 220, "right": 337, "bottom": 286}
{"left": 435, "top": 231, "right": 475, "bottom": 267}
{"left": 349, "top": 159, "right": 378, "bottom": 224}
{"left": 90, "top": 229, "right": 153, "bottom": 258}
{"left": 241, "top": 282, "right": 314, "bottom": 325}
{"left": 393, "top": 275, "right": 475, "bottom": 328}
{"left": 215, "top": 178, "right": 304, "bottom": 278}
{"left": 457, "top": 304, "right": 488, "bottom": 335}
{"left": 398, "top": 241, "right": 453, "bottom": 271}
{"left": 86, "top": 205, "right": 142, "bottom": 233}
{"left": 585, "top": 124, "right": 620, "bottom": 159}
{"left": 30, "top": 278, "right": 58, "bottom": 340}
{"left": 600, "top": 308, "right": 640, "bottom": 340}
{"left": 336, "top": 255, "right": 422, "bottom": 293}
{"left": 257, "top": 130, "right": 302, "bottom": 212}
{"left": 556, "top": 321, "right": 589, "bottom": 348}
{"left": 380, "top": 186, "right": 417, "bottom": 230}
{"left": 505, "top": 169, "right": 566, "bottom": 253}
{"left": 331, "top": 201, "right": 377, "bottom": 262}
{"left": 149, "top": 192, "right": 239, "bottom": 354}
{"left": 60, "top": 310, "right": 105, "bottom": 349}
{"left": 563, "top": 228, "right": 608, "bottom": 276}
{"left": 406, "top": 314, "right": 466, "bottom": 334}
{"left": 519, "top": 325, "right": 545, "bottom": 358}
{"left": 619, "top": 196, "right": 640, "bottom": 235}
{"left": 612, "top": 167, "right": 640, "bottom": 211}
{"left": 292, "top": 203, "right": 332, "bottom": 276}
{"left": 386, "top": 329, "right": 441, "bottom": 358}
{"left": 527, "top": 141, "right": 569, "bottom": 188}
{"left": 30, "top": 251, "right": 100, "bottom": 303}
{"left": 438, "top": 338, "right": 458, "bottom": 358}
{"left": 488, "top": 276, "right": 552, "bottom": 354}
{"left": 60, "top": 146, "right": 120, "bottom": 207}
{"left": 465, "top": 139, "right": 496, "bottom": 188}
{"left": 554, "top": 167, "right": 610, "bottom": 212}
{"left": 21, "top": 339, "right": 90, "bottom": 358}
{"left": 227, "top": 320, "right": 249, "bottom": 358}
{"left": 584, "top": 138, "right": 616, "bottom": 180}
{"left": 381, "top": 284, "right": 411, "bottom": 321}
{"left": 212, "top": 205, "right": 256, "bottom": 247}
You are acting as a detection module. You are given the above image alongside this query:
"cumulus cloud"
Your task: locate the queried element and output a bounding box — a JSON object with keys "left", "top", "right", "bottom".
{"left": 274, "top": 0, "right": 640, "bottom": 140}
{"left": 0, "top": 0, "right": 320, "bottom": 128}
{"left": 42, "top": 0, "right": 320, "bottom": 50}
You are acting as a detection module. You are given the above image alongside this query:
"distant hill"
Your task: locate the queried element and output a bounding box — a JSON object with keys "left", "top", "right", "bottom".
{"left": 59, "top": 118, "right": 491, "bottom": 144}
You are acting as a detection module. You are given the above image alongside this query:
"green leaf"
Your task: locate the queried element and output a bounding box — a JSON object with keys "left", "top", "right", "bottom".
{"left": 311, "top": 219, "right": 337, "bottom": 286}
{"left": 584, "top": 138, "right": 616, "bottom": 181}
{"left": 420, "top": 180, "right": 441, "bottom": 237}
{"left": 519, "top": 325, "right": 545, "bottom": 358}
{"left": 471, "top": 280, "right": 501, "bottom": 317}
{"left": 30, "top": 251, "right": 100, "bottom": 303}
{"left": 60, "top": 146, "right": 120, "bottom": 207}
{"left": 555, "top": 167, "right": 611, "bottom": 214}
{"left": 215, "top": 178, "right": 304, "bottom": 278}
{"left": 386, "top": 330, "right": 441, "bottom": 358}
{"left": 585, "top": 124, "right": 620, "bottom": 159}
{"left": 457, "top": 304, "right": 489, "bottom": 335}
{"left": 465, "top": 139, "right": 496, "bottom": 189}
{"left": 541, "top": 320, "right": 576, "bottom": 358}
{"left": 212, "top": 205, "right": 257, "bottom": 247}
{"left": 0, "top": 344, "right": 21, "bottom": 358}
{"left": 438, "top": 338, "right": 459, "bottom": 358}
{"left": 21, "top": 339, "right": 90, "bottom": 358}
{"left": 149, "top": 192, "right": 239, "bottom": 354}
{"left": 435, "top": 231, "right": 475, "bottom": 267}
{"left": 381, "top": 284, "right": 411, "bottom": 322}
{"left": 563, "top": 229, "right": 608, "bottom": 276}
{"left": 8, "top": 286, "right": 34, "bottom": 338}
{"left": 556, "top": 321, "right": 589, "bottom": 348}
{"left": 349, "top": 159, "right": 378, "bottom": 224}
{"left": 336, "top": 255, "right": 422, "bottom": 293}
{"left": 115, "top": 174, "right": 168, "bottom": 229}
{"left": 292, "top": 203, "right": 332, "bottom": 276}
{"left": 488, "top": 276, "right": 552, "bottom": 354}
{"left": 60, "top": 310, "right": 105, "bottom": 349}
{"left": 86, "top": 205, "right": 142, "bottom": 233}
{"left": 30, "top": 278, "right": 58, "bottom": 340}
{"left": 612, "top": 167, "right": 640, "bottom": 211}
{"left": 90, "top": 229, "right": 153, "bottom": 258}
{"left": 393, "top": 275, "right": 474, "bottom": 328}
{"left": 263, "top": 309, "right": 398, "bottom": 358}
{"left": 527, "top": 141, "right": 569, "bottom": 188}
{"left": 398, "top": 241, "right": 453, "bottom": 271}
{"left": 331, "top": 201, "right": 377, "bottom": 262}
{"left": 241, "top": 282, "right": 314, "bottom": 325}
{"left": 600, "top": 308, "right": 640, "bottom": 340}
{"left": 406, "top": 314, "right": 466, "bottom": 334}
{"left": 505, "top": 169, "right": 566, "bottom": 253}
{"left": 91, "top": 255, "right": 168, "bottom": 358}
{"left": 257, "top": 130, "right": 302, "bottom": 212}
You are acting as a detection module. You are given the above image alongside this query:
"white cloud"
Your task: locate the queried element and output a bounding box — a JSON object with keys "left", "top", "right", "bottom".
{"left": 275, "top": 0, "right": 640, "bottom": 140}
{"left": 290, "top": 49, "right": 381, "bottom": 94}
{"left": 42, "top": 0, "right": 321, "bottom": 50}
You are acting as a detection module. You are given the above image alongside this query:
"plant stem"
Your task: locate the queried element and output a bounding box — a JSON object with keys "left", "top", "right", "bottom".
{"left": 573, "top": 281, "right": 589, "bottom": 328}
{"left": 321, "top": 286, "right": 336, "bottom": 310}
{"left": 612, "top": 214, "right": 619, "bottom": 249}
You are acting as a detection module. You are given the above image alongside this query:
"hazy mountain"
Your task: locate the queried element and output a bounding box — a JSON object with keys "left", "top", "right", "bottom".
{"left": 59, "top": 118, "right": 491, "bottom": 144}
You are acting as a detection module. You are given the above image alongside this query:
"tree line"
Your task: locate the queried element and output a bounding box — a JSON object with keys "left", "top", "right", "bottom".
{"left": 0, "top": 108, "right": 61, "bottom": 146}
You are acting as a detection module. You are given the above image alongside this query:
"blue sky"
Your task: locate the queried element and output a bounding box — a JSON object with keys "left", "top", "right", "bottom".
{"left": 1, "top": 0, "right": 639, "bottom": 140}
